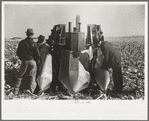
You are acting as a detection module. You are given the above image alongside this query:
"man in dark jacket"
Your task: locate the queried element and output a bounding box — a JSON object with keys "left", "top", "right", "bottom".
{"left": 36, "top": 35, "right": 45, "bottom": 76}
{"left": 36, "top": 37, "right": 51, "bottom": 78}
{"left": 14, "top": 28, "right": 40, "bottom": 95}
{"left": 99, "top": 40, "right": 123, "bottom": 93}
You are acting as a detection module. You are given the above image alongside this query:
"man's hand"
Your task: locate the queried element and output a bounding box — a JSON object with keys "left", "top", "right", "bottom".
{"left": 72, "top": 51, "right": 80, "bottom": 58}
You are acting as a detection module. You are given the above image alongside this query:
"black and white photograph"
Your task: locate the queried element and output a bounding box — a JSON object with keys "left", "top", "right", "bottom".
{"left": 2, "top": 1, "right": 148, "bottom": 120}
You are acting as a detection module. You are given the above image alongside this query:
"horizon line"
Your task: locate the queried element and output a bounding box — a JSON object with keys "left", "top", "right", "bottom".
{"left": 5, "top": 35, "right": 145, "bottom": 39}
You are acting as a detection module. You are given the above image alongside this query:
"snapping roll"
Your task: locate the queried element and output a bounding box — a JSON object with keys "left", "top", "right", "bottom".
{"left": 37, "top": 54, "right": 53, "bottom": 92}
{"left": 94, "top": 48, "right": 110, "bottom": 92}
{"left": 58, "top": 50, "right": 90, "bottom": 93}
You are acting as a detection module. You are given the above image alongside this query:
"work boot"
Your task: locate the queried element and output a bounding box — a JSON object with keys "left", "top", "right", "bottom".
{"left": 13, "top": 78, "right": 22, "bottom": 95}
{"left": 13, "top": 88, "right": 19, "bottom": 95}
{"left": 23, "top": 89, "right": 37, "bottom": 97}
{"left": 38, "top": 91, "right": 44, "bottom": 96}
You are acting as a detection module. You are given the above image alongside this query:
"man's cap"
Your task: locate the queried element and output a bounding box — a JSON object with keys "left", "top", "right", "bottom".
{"left": 38, "top": 35, "right": 45, "bottom": 40}
{"left": 100, "top": 31, "right": 103, "bottom": 34}
{"left": 25, "top": 28, "right": 34, "bottom": 34}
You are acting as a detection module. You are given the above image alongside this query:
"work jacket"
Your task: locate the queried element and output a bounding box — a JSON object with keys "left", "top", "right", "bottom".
{"left": 36, "top": 42, "right": 42, "bottom": 49}
{"left": 100, "top": 41, "right": 121, "bottom": 69}
{"left": 16, "top": 37, "right": 40, "bottom": 62}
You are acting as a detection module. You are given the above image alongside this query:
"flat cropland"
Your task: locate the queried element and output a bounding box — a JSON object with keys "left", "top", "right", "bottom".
{"left": 4, "top": 36, "right": 145, "bottom": 100}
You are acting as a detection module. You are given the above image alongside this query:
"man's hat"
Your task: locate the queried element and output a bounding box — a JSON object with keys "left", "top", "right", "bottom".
{"left": 25, "top": 28, "right": 34, "bottom": 34}
{"left": 38, "top": 35, "right": 45, "bottom": 40}
{"left": 100, "top": 31, "right": 103, "bottom": 34}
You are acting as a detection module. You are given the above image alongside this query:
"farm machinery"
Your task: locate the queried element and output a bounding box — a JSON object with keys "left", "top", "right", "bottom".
{"left": 45, "top": 15, "right": 109, "bottom": 94}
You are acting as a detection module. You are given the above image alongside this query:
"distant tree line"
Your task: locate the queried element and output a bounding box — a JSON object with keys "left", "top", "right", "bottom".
{"left": 10, "top": 37, "right": 38, "bottom": 40}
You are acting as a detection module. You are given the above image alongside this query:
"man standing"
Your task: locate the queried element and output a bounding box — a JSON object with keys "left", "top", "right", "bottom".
{"left": 99, "top": 40, "right": 123, "bottom": 93}
{"left": 36, "top": 36, "right": 51, "bottom": 78}
{"left": 13, "top": 28, "right": 40, "bottom": 95}
{"left": 36, "top": 35, "right": 45, "bottom": 76}
{"left": 36, "top": 35, "right": 45, "bottom": 49}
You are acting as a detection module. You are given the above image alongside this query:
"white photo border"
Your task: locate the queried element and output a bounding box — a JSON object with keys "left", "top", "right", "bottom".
{"left": 1, "top": 1, "right": 148, "bottom": 120}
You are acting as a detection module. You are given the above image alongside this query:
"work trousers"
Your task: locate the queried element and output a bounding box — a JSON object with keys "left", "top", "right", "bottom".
{"left": 112, "top": 67, "right": 123, "bottom": 93}
{"left": 15, "top": 60, "right": 37, "bottom": 93}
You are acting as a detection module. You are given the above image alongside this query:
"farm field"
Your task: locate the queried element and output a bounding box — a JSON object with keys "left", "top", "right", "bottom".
{"left": 4, "top": 36, "right": 145, "bottom": 100}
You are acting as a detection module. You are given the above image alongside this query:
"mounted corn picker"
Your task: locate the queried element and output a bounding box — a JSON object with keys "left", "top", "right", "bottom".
{"left": 38, "top": 15, "right": 110, "bottom": 94}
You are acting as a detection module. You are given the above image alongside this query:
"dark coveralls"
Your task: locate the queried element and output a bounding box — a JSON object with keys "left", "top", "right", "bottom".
{"left": 15, "top": 37, "right": 40, "bottom": 93}
{"left": 34, "top": 42, "right": 51, "bottom": 94}
{"left": 36, "top": 43, "right": 50, "bottom": 77}
{"left": 100, "top": 41, "right": 123, "bottom": 92}
{"left": 36, "top": 42, "right": 42, "bottom": 49}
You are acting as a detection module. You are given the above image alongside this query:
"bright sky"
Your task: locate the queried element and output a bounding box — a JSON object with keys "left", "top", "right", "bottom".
{"left": 4, "top": 2, "right": 145, "bottom": 39}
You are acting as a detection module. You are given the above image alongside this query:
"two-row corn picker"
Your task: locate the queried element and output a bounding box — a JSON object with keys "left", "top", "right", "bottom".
{"left": 43, "top": 15, "right": 110, "bottom": 94}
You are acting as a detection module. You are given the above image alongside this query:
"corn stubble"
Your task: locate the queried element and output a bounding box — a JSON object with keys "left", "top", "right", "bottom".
{"left": 4, "top": 37, "right": 145, "bottom": 100}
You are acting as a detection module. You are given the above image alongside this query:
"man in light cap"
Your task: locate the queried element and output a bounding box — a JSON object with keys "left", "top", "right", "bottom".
{"left": 36, "top": 36, "right": 51, "bottom": 78}
{"left": 36, "top": 35, "right": 45, "bottom": 49}
{"left": 14, "top": 28, "right": 40, "bottom": 95}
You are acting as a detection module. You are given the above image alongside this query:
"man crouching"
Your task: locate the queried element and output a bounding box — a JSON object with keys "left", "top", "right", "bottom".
{"left": 98, "top": 38, "right": 123, "bottom": 93}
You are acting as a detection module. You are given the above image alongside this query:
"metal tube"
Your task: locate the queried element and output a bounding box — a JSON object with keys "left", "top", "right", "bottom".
{"left": 76, "top": 15, "right": 80, "bottom": 32}
{"left": 78, "top": 22, "right": 81, "bottom": 32}
{"left": 68, "top": 22, "right": 72, "bottom": 32}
